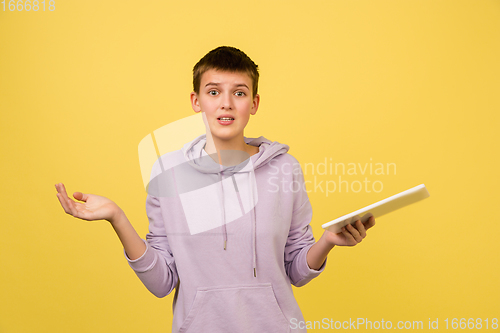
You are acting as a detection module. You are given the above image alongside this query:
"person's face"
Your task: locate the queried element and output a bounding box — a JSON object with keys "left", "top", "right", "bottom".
{"left": 191, "top": 69, "right": 260, "bottom": 144}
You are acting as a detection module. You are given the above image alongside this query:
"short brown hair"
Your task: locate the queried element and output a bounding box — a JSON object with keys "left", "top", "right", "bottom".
{"left": 193, "top": 46, "right": 259, "bottom": 98}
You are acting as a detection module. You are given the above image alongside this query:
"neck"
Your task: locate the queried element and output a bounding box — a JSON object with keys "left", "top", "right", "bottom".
{"left": 204, "top": 133, "right": 256, "bottom": 166}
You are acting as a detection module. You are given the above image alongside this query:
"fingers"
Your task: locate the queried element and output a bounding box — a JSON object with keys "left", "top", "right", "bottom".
{"left": 55, "top": 183, "right": 79, "bottom": 217}
{"left": 345, "top": 222, "right": 364, "bottom": 243}
{"left": 341, "top": 219, "right": 370, "bottom": 245}
{"left": 364, "top": 216, "right": 376, "bottom": 230}
{"left": 354, "top": 219, "right": 367, "bottom": 238}
{"left": 55, "top": 183, "right": 69, "bottom": 199}
{"left": 55, "top": 183, "right": 70, "bottom": 212}
{"left": 337, "top": 216, "right": 376, "bottom": 247}
{"left": 340, "top": 227, "right": 356, "bottom": 245}
{"left": 56, "top": 189, "right": 71, "bottom": 214}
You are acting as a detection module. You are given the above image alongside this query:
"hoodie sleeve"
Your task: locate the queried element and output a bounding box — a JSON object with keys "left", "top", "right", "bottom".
{"left": 124, "top": 194, "right": 179, "bottom": 298}
{"left": 284, "top": 156, "right": 326, "bottom": 287}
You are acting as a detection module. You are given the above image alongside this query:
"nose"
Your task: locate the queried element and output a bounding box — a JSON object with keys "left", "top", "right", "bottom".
{"left": 220, "top": 92, "right": 233, "bottom": 110}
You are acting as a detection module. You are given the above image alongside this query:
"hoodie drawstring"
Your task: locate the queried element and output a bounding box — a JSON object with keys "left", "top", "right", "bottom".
{"left": 218, "top": 164, "right": 228, "bottom": 250}
{"left": 218, "top": 166, "right": 257, "bottom": 278}
{"left": 248, "top": 170, "right": 257, "bottom": 277}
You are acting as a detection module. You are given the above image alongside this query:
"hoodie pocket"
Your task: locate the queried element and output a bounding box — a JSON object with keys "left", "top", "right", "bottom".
{"left": 178, "top": 283, "right": 290, "bottom": 333}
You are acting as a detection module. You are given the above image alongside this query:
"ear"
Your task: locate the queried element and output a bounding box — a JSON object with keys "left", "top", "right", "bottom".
{"left": 190, "top": 92, "right": 201, "bottom": 113}
{"left": 251, "top": 93, "right": 260, "bottom": 115}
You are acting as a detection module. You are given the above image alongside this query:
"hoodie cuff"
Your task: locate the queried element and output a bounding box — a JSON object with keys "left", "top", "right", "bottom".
{"left": 297, "top": 243, "right": 327, "bottom": 282}
{"left": 124, "top": 239, "right": 158, "bottom": 273}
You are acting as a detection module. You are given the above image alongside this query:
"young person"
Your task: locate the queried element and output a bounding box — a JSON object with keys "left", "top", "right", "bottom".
{"left": 55, "top": 46, "right": 375, "bottom": 333}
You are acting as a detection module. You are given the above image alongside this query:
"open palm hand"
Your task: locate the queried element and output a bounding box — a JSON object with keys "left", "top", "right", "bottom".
{"left": 55, "top": 183, "right": 121, "bottom": 222}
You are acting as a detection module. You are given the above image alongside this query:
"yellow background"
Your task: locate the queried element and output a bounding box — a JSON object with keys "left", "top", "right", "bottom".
{"left": 1, "top": 0, "right": 499, "bottom": 332}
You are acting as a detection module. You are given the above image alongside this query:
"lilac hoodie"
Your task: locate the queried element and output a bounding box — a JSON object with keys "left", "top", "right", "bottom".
{"left": 126, "top": 134, "right": 326, "bottom": 333}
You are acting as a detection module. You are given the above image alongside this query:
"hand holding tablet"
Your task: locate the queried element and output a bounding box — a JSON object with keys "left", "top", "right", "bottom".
{"left": 322, "top": 184, "right": 430, "bottom": 234}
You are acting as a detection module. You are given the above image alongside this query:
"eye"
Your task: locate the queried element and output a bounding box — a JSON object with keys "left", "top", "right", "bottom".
{"left": 235, "top": 91, "right": 246, "bottom": 97}
{"left": 208, "top": 90, "right": 219, "bottom": 96}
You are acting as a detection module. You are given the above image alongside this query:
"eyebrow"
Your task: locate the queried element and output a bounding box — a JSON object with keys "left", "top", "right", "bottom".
{"left": 205, "top": 82, "right": 250, "bottom": 90}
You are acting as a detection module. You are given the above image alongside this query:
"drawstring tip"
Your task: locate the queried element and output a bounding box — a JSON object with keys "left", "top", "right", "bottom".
{"left": 253, "top": 267, "right": 256, "bottom": 277}
{"left": 224, "top": 240, "right": 226, "bottom": 250}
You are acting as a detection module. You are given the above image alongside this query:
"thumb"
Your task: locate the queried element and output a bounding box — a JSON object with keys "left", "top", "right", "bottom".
{"left": 73, "top": 192, "right": 88, "bottom": 202}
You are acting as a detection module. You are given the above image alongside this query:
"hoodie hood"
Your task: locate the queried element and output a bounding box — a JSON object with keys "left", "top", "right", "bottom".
{"left": 182, "top": 134, "right": 289, "bottom": 174}
{"left": 181, "top": 134, "right": 289, "bottom": 277}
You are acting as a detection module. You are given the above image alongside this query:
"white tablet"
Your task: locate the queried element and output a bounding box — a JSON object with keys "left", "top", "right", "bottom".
{"left": 321, "top": 184, "right": 430, "bottom": 233}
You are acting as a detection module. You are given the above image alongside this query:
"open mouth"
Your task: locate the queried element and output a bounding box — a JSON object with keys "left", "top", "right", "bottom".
{"left": 218, "top": 117, "right": 234, "bottom": 121}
